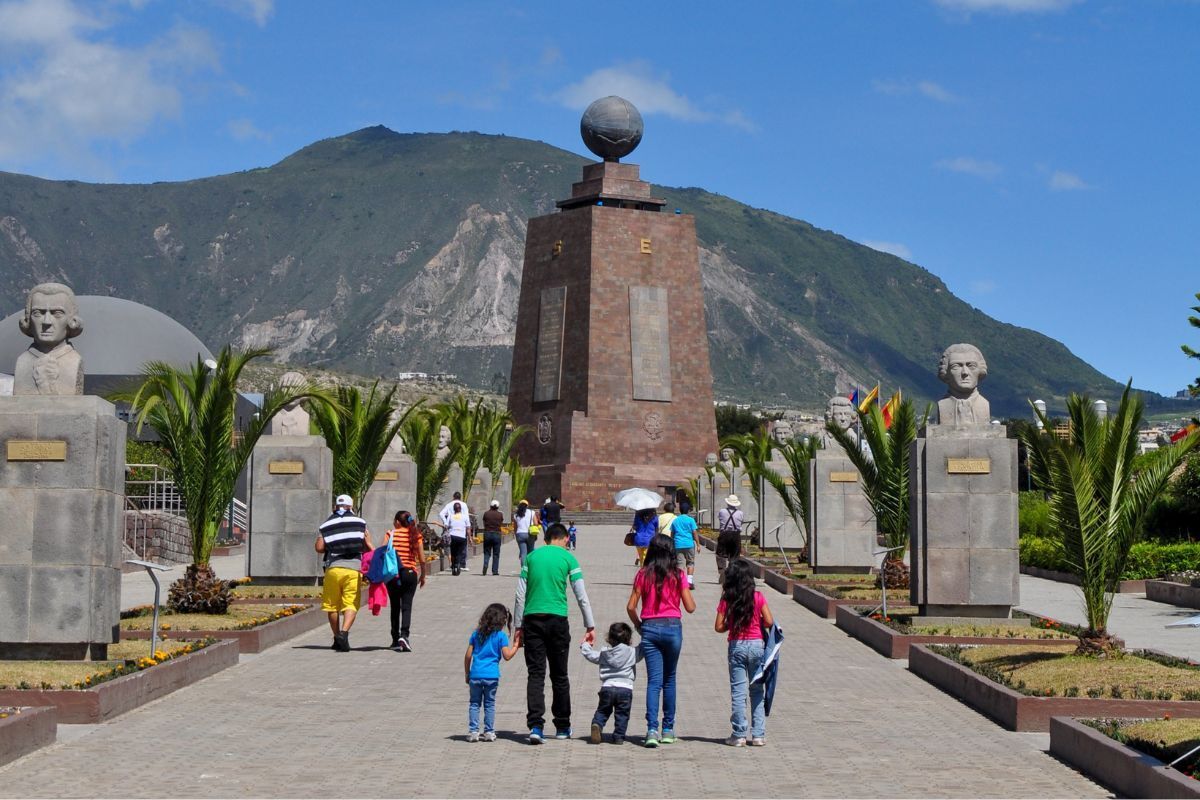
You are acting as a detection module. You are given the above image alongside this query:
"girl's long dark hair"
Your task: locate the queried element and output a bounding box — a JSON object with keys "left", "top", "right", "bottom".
{"left": 721, "top": 559, "right": 757, "bottom": 636}
{"left": 515, "top": 502, "right": 527, "bottom": 519}
{"left": 639, "top": 534, "right": 679, "bottom": 596}
{"left": 474, "top": 602, "right": 511, "bottom": 644}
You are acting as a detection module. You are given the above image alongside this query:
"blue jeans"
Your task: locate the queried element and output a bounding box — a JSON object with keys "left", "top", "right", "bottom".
{"left": 516, "top": 535, "right": 535, "bottom": 565}
{"left": 468, "top": 679, "right": 499, "bottom": 733}
{"left": 640, "top": 618, "right": 682, "bottom": 733}
{"left": 728, "top": 639, "right": 766, "bottom": 738}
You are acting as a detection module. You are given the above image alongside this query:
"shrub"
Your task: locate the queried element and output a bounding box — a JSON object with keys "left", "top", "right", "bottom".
{"left": 1018, "top": 492, "right": 1052, "bottom": 539}
{"left": 1019, "top": 536, "right": 1064, "bottom": 571}
{"left": 1020, "top": 536, "right": 1200, "bottom": 581}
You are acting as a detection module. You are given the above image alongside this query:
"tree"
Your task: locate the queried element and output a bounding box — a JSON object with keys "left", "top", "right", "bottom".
{"left": 476, "top": 406, "right": 528, "bottom": 497}
{"left": 442, "top": 396, "right": 487, "bottom": 501}
{"left": 720, "top": 430, "right": 808, "bottom": 548}
{"left": 400, "top": 406, "right": 460, "bottom": 524}
{"left": 507, "top": 456, "right": 533, "bottom": 509}
{"left": 1183, "top": 291, "right": 1200, "bottom": 397}
{"left": 309, "top": 382, "right": 418, "bottom": 509}
{"left": 778, "top": 436, "right": 819, "bottom": 549}
{"left": 115, "top": 347, "right": 328, "bottom": 613}
{"left": 1023, "top": 383, "right": 1200, "bottom": 655}
{"left": 715, "top": 405, "right": 765, "bottom": 439}
{"left": 826, "top": 399, "right": 922, "bottom": 589}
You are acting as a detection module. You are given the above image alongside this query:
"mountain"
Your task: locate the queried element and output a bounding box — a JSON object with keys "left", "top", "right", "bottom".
{"left": 0, "top": 126, "right": 1134, "bottom": 415}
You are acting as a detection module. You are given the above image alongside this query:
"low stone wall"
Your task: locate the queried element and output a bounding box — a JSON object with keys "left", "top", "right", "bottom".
{"left": 1147, "top": 580, "right": 1200, "bottom": 609}
{"left": 1020, "top": 565, "right": 1145, "bottom": 594}
{"left": 125, "top": 510, "right": 192, "bottom": 565}
{"left": 123, "top": 606, "right": 326, "bottom": 654}
{"left": 1049, "top": 717, "right": 1200, "bottom": 799}
{"left": 0, "top": 707, "right": 56, "bottom": 767}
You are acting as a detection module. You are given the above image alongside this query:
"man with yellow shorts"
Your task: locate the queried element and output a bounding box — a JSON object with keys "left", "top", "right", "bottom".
{"left": 316, "top": 494, "right": 373, "bottom": 652}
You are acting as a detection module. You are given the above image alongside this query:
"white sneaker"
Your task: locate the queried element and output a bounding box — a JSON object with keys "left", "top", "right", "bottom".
{"left": 482, "top": 731, "right": 497, "bottom": 742}
{"left": 467, "top": 732, "right": 480, "bottom": 742}
{"left": 725, "top": 735, "right": 746, "bottom": 747}
{"left": 748, "top": 737, "right": 766, "bottom": 746}
{"left": 688, "top": 580, "right": 695, "bottom": 590}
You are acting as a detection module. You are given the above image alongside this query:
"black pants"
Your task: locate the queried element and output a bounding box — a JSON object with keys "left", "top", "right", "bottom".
{"left": 386, "top": 568, "right": 419, "bottom": 640}
{"left": 523, "top": 613, "right": 571, "bottom": 730}
{"left": 481, "top": 532, "right": 501, "bottom": 575}
{"left": 450, "top": 536, "right": 467, "bottom": 572}
{"left": 592, "top": 686, "right": 633, "bottom": 739}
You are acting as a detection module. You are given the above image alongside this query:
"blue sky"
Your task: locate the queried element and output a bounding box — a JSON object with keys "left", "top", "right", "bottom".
{"left": 0, "top": 0, "right": 1197, "bottom": 396}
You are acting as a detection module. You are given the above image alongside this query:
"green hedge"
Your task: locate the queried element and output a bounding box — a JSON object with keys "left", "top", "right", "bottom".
{"left": 1018, "top": 492, "right": 1052, "bottom": 539}
{"left": 1020, "top": 536, "right": 1200, "bottom": 580}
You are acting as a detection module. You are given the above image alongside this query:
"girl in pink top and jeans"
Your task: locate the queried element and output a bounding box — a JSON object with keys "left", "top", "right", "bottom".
{"left": 626, "top": 534, "right": 695, "bottom": 747}
{"left": 715, "top": 558, "right": 775, "bottom": 747}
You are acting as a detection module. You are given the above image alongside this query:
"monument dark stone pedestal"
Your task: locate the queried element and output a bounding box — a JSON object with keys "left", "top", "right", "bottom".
{"left": 808, "top": 447, "right": 876, "bottom": 573}
{"left": 507, "top": 131, "right": 718, "bottom": 509}
{"left": 248, "top": 435, "right": 332, "bottom": 583}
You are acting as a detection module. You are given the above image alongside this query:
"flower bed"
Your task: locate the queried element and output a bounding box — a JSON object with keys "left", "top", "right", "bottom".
{"left": 121, "top": 604, "right": 321, "bottom": 654}
{"left": 0, "top": 639, "right": 237, "bottom": 724}
{"left": 909, "top": 643, "right": 1200, "bottom": 731}
{"left": 793, "top": 582, "right": 912, "bottom": 619}
{"left": 1050, "top": 716, "right": 1200, "bottom": 798}
{"left": 834, "top": 605, "right": 1077, "bottom": 659}
{"left": 0, "top": 706, "right": 56, "bottom": 767}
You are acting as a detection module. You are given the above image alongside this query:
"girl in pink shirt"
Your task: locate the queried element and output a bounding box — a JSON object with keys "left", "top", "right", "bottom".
{"left": 626, "top": 534, "right": 695, "bottom": 747}
{"left": 715, "top": 558, "right": 774, "bottom": 747}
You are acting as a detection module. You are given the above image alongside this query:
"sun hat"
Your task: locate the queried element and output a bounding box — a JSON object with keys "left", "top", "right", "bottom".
{"left": 725, "top": 494, "right": 742, "bottom": 508}
{"left": 335, "top": 494, "right": 353, "bottom": 508}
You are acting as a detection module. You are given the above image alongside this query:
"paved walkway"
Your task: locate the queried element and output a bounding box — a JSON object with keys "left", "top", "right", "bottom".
{"left": 2, "top": 527, "right": 1104, "bottom": 798}
{"left": 1018, "top": 574, "right": 1200, "bottom": 660}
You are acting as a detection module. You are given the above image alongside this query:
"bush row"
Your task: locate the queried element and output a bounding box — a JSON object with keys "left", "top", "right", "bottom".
{"left": 1019, "top": 535, "right": 1200, "bottom": 581}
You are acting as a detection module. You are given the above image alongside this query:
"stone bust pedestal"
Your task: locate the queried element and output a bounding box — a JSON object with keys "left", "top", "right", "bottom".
{"left": 249, "top": 434, "right": 332, "bottom": 583}
{"left": 908, "top": 424, "right": 1019, "bottom": 619}
{"left": 760, "top": 459, "right": 805, "bottom": 550}
{"left": 0, "top": 395, "right": 125, "bottom": 659}
{"left": 807, "top": 444, "right": 875, "bottom": 573}
{"left": 360, "top": 450, "right": 416, "bottom": 535}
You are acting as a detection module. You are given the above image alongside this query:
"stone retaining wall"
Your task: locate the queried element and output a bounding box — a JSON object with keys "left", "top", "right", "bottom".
{"left": 125, "top": 510, "right": 192, "bottom": 565}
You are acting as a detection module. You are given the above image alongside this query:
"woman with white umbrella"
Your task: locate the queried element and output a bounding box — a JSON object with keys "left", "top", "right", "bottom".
{"left": 616, "top": 488, "right": 663, "bottom": 566}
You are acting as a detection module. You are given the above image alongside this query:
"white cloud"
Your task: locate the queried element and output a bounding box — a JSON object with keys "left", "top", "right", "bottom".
{"left": 226, "top": 117, "right": 270, "bottom": 142}
{"left": 1048, "top": 170, "right": 1090, "bottom": 191}
{"left": 862, "top": 240, "right": 913, "bottom": 260}
{"left": 970, "top": 279, "right": 997, "bottom": 295}
{"left": 0, "top": 0, "right": 218, "bottom": 172}
{"left": 873, "top": 78, "right": 959, "bottom": 103}
{"left": 554, "top": 62, "right": 755, "bottom": 132}
{"left": 216, "top": 0, "right": 273, "bottom": 26}
{"left": 936, "top": 156, "right": 1003, "bottom": 179}
{"left": 934, "top": 0, "right": 1080, "bottom": 12}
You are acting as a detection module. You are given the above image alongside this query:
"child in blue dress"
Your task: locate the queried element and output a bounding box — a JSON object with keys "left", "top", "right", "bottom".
{"left": 464, "top": 602, "right": 521, "bottom": 741}
{"left": 567, "top": 521, "right": 578, "bottom": 550}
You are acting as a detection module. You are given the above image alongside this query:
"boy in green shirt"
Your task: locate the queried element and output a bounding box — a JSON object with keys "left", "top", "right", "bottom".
{"left": 514, "top": 522, "right": 595, "bottom": 744}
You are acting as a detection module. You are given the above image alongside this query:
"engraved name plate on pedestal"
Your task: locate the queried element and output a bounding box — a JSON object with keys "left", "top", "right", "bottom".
{"left": 629, "top": 286, "right": 672, "bottom": 401}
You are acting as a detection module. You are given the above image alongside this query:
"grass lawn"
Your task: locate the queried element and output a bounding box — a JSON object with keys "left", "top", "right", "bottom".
{"left": 122, "top": 605, "right": 302, "bottom": 632}
{"left": 1089, "top": 717, "right": 1200, "bottom": 773}
{"left": 898, "top": 617, "right": 1075, "bottom": 639}
{"left": 944, "top": 644, "right": 1200, "bottom": 699}
{"left": 231, "top": 583, "right": 321, "bottom": 599}
{"left": 0, "top": 639, "right": 202, "bottom": 689}
{"left": 815, "top": 585, "right": 909, "bottom": 601}
{"left": 793, "top": 572, "right": 876, "bottom": 583}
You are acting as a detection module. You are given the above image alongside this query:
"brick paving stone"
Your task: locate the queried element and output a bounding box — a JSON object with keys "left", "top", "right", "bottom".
{"left": 0, "top": 525, "right": 1107, "bottom": 798}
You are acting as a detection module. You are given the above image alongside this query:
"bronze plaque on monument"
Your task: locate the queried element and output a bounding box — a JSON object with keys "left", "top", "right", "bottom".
{"left": 533, "top": 286, "right": 567, "bottom": 402}
{"left": 374, "top": 471, "right": 399, "bottom": 481}
{"left": 947, "top": 458, "right": 991, "bottom": 474}
{"left": 7, "top": 440, "right": 67, "bottom": 461}
{"left": 629, "top": 286, "right": 672, "bottom": 401}
{"left": 269, "top": 461, "right": 305, "bottom": 475}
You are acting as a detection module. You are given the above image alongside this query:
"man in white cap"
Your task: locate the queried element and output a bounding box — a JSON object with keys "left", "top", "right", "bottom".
{"left": 481, "top": 499, "right": 505, "bottom": 576}
{"left": 315, "top": 494, "right": 373, "bottom": 651}
{"left": 716, "top": 495, "right": 744, "bottom": 585}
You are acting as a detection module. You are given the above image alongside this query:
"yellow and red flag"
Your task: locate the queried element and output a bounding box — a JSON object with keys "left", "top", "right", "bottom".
{"left": 882, "top": 389, "right": 902, "bottom": 429}
{"left": 1171, "top": 423, "right": 1198, "bottom": 443}
{"left": 858, "top": 384, "right": 879, "bottom": 414}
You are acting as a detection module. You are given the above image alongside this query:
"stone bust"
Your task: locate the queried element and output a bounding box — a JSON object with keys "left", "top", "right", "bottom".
{"left": 704, "top": 452, "right": 718, "bottom": 468}
{"left": 718, "top": 446, "right": 736, "bottom": 471}
{"left": 384, "top": 408, "right": 408, "bottom": 459}
{"left": 769, "top": 419, "right": 793, "bottom": 459}
{"left": 13, "top": 282, "right": 84, "bottom": 396}
{"left": 936, "top": 343, "right": 991, "bottom": 426}
{"left": 436, "top": 425, "right": 452, "bottom": 459}
{"left": 821, "top": 395, "right": 860, "bottom": 450}
{"left": 269, "top": 371, "right": 310, "bottom": 435}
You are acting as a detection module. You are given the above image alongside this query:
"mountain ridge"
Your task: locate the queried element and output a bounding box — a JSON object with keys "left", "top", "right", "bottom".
{"left": 0, "top": 126, "right": 1154, "bottom": 416}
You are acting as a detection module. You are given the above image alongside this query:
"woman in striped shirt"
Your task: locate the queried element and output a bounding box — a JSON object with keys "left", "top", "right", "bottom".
{"left": 386, "top": 510, "right": 426, "bottom": 652}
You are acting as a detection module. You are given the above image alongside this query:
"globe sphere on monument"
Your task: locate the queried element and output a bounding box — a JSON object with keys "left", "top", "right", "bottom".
{"left": 580, "top": 96, "right": 644, "bottom": 161}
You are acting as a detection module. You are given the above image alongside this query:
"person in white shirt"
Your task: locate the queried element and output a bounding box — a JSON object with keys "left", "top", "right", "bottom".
{"left": 440, "top": 492, "right": 473, "bottom": 575}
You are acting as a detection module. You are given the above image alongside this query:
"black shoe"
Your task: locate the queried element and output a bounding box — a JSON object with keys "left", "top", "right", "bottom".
{"left": 334, "top": 632, "right": 350, "bottom": 652}
{"left": 397, "top": 637, "right": 411, "bottom": 652}
{"left": 390, "top": 637, "right": 401, "bottom": 649}
{"left": 452, "top": 567, "right": 460, "bottom": 576}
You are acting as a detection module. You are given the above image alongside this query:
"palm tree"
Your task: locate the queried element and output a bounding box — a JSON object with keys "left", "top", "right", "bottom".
{"left": 114, "top": 347, "right": 328, "bottom": 613}
{"left": 400, "top": 406, "right": 460, "bottom": 524}
{"left": 721, "top": 430, "right": 801, "bottom": 546}
{"left": 478, "top": 407, "right": 529, "bottom": 491}
{"left": 507, "top": 456, "right": 533, "bottom": 509}
{"left": 779, "top": 436, "right": 819, "bottom": 549}
{"left": 309, "top": 382, "right": 419, "bottom": 508}
{"left": 1023, "top": 384, "right": 1199, "bottom": 654}
{"left": 826, "top": 398, "right": 921, "bottom": 588}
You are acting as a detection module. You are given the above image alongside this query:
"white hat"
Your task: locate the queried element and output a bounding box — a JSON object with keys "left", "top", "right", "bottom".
{"left": 335, "top": 494, "right": 353, "bottom": 508}
{"left": 489, "top": 499, "right": 499, "bottom": 508}
{"left": 725, "top": 494, "right": 742, "bottom": 508}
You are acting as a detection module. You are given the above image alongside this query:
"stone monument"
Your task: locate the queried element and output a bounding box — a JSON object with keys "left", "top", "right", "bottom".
{"left": 250, "top": 382, "right": 332, "bottom": 583}
{"left": 909, "top": 344, "right": 1018, "bottom": 618}
{"left": 0, "top": 284, "right": 125, "bottom": 658}
{"left": 808, "top": 395, "right": 875, "bottom": 572}
{"left": 361, "top": 426, "right": 417, "bottom": 536}
{"left": 507, "top": 96, "right": 719, "bottom": 509}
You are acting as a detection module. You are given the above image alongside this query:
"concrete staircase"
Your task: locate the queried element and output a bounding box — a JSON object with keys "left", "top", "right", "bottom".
{"left": 561, "top": 510, "right": 637, "bottom": 526}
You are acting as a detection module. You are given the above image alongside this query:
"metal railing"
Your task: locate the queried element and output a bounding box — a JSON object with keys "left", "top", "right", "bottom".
{"left": 126, "top": 463, "right": 247, "bottom": 536}
{"left": 125, "top": 497, "right": 152, "bottom": 560}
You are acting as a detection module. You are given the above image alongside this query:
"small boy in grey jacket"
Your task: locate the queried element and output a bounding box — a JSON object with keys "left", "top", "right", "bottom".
{"left": 581, "top": 622, "right": 642, "bottom": 744}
